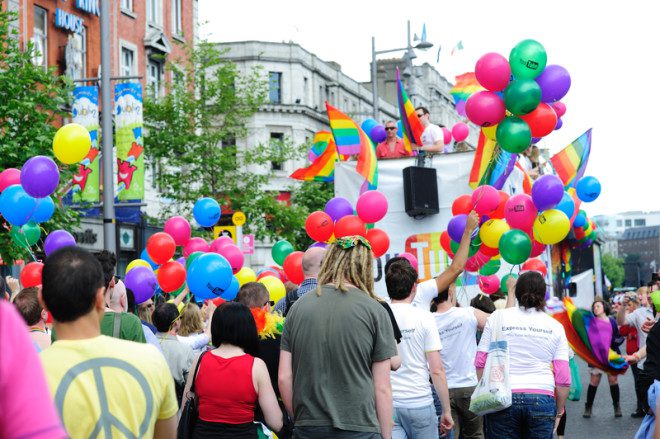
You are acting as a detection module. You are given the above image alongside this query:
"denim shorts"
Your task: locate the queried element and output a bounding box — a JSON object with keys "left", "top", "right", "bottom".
{"left": 484, "top": 393, "right": 556, "bottom": 439}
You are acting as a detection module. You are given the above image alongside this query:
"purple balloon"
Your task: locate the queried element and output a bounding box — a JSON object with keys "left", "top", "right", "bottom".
{"left": 531, "top": 137, "right": 541, "bottom": 144}
{"left": 20, "top": 156, "right": 60, "bottom": 198}
{"left": 554, "top": 118, "right": 563, "bottom": 130}
{"left": 309, "top": 242, "right": 328, "bottom": 249}
{"left": 324, "top": 197, "right": 353, "bottom": 222}
{"left": 447, "top": 214, "right": 468, "bottom": 243}
{"left": 531, "top": 175, "right": 564, "bottom": 211}
{"left": 125, "top": 266, "right": 158, "bottom": 304}
{"left": 44, "top": 230, "right": 76, "bottom": 256}
{"left": 536, "top": 65, "right": 571, "bottom": 103}
{"left": 176, "top": 257, "right": 186, "bottom": 266}
{"left": 370, "top": 125, "right": 387, "bottom": 143}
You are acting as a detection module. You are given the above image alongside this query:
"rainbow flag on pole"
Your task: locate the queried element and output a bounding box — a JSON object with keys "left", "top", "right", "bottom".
{"left": 449, "top": 72, "right": 484, "bottom": 105}
{"left": 290, "top": 131, "right": 339, "bottom": 182}
{"left": 396, "top": 68, "right": 422, "bottom": 154}
{"left": 550, "top": 129, "right": 592, "bottom": 189}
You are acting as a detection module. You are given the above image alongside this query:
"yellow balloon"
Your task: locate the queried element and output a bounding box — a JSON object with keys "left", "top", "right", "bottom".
{"left": 533, "top": 209, "right": 570, "bottom": 245}
{"left": 482, "top": 125, "right": 498, "bottom": 141}
{"left": 235, "top": 267, "right": 256, "bottom": 287}
{"left": 53, "top": 123, "right": 92, "bottom": 165}
{"left": 479, "top": 219, "right": 510, "bottom": 248}
{"left": 259, "top": 275, "right": 286, "bottom": 303}
{"left": 126, "top": 259, "right": 151, "bottom": 273}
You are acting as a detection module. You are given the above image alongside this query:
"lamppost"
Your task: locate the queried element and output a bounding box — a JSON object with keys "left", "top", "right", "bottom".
{"left": 371, "top": 20, "right": 433, "bottom": 120}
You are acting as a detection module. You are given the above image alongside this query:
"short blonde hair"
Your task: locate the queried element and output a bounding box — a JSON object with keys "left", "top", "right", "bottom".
{"left": 178, "top": 303, "right": 204, "bottom": 336}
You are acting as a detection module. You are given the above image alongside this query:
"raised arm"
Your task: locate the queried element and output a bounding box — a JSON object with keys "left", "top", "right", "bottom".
{"left": 506, "top": 276, "right": 517, "bottom": 309}
{"left": 436, "top": 211, "right": 479, "bottom": 292}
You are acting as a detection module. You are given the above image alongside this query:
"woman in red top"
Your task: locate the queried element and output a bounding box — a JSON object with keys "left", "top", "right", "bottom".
{"left": 185, "top": 302, "right": 283, "bottom": 438}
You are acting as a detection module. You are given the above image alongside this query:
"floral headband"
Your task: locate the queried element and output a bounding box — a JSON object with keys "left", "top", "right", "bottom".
{"left": 336, "top": 235, "right": 372, "bottom": 250}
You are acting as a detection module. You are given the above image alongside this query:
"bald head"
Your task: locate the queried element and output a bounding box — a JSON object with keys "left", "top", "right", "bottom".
{"left": 108, "top": 279, "right": 127, "bottom": 312}
{"left": 302, "top": 247, "right": 326, "bottom": 278}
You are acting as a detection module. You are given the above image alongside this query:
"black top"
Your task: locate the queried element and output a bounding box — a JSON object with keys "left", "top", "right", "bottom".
{"left": 380, "top": 301, "right": 403, "bottom": 344}
{"left": 644, "top": 320, "right": 660, "bottom": 381}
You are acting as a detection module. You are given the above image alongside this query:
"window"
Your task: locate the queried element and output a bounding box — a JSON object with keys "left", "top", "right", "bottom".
{"left": 121, "top": 0, "right": 133, "bottom": 12}
{"left": 625, "top": 219, "right": 632, "bottom": 227}
{"left": 635, "top": 219, "right": 646, "bottom": 227}
{"left": 65, "top": 30, "right": 86, "bottom": 80}
{"left": 32, "top": 6, "right": 48, "bottom": 69}
{"left": 147, "top": 60, "right": 164, "bottom": 97}
{"left": 222, "top": 137, "right": 237, "bottom": 167}
{"left": 120, "top": 46, "right": 136, "bottom": 77}
{"left": 147, "top": 0, "right": 163, "bottom": 26}
{"left": 268, "top": 72, "right": 282, "bottom": 104}
{"left": 171, "top": 0, "right": 182, "bottom": 35}
{"left": 270, "top": 132, "right": 284, "bottom": 171}
{"left": 617, "top": 220, "right": 623, "bottom": 227}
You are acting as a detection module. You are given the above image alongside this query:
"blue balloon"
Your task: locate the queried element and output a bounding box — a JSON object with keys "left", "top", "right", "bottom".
{"left": 30, "top": 196, "right": 55, "bottom": 223}
{"left": 222, "top": 276, "right": 240, "bottom": 301}
{"left": 576, "top": 176, "right": 601, "bottom": 203}
{"left": 556, "top": 192, "right": 575, "bottom": 219}
{"left": 140, "top": 248, "right": 159, "bottom": 269}
{"left": 573, "top": 211, "right": 587, "bottom": 228}
{"left": 360, "top": 118, "right": 378, "bottom": 136}
{"left": 0, "top": 184, "right": 37, "bottom": 226}
{"left": 193, "top": 197, "right": 221, "bottom": 228}
{"left": 397, "top": 120, "right": 403, "bottom": 138}
{"left": 186, "top": 253, "right": 233, "bottom": 300}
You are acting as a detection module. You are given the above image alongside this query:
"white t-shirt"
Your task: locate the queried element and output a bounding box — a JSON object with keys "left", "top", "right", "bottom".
{"left": 477, "top": 307, "right": 569, "bottom": 394}
{"left": 412, "top": 279, "right": 439, "bottom": 312}
{"left": 434, "top": 307, "right": 478, "bottom": 388}
{"left": 625, "top": 306, "right": 654, "bottom": 368}
{"left": 390, "top": 303, "right": 443, "bottom": 408}
{"left": 421, "top": 124, "right": 453, "bottom": 153}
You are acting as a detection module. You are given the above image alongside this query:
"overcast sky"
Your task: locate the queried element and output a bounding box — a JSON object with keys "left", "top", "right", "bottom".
{"left": 199, "top": 0, "right": 658, "bottom": 217}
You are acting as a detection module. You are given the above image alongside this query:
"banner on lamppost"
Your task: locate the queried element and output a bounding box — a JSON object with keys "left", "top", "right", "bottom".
{"left": 71, "top": 85, "right": 100, "bottom": 203}
{"left": 114, "top": 82, "right": 144, "bottom": 200}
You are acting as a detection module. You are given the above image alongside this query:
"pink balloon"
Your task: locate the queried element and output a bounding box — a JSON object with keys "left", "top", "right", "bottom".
{"left": 210, "top": 236, "right": 234, "bottom": 254}
{"left": 0, "top": 168, "right": 21, "bottom": 193}
{"left": 475, "top": 52, "right": 512, "bottom": 92}
{"left": 183, "top": 237, "right": 209, "bottom": 257}
{"left": 219, "top": 244, "right": 244, "bottom": 274}
{"left": 505, "top": 194, "right": 538, "bottom": 231}
{"left": 452, "top": 122, "right": 469, "bottom": 142}
{"left": 356, "top": 190, "right": 388, "bottom": 223}
{"left": 551, "top": 102, "right": 566, "bottom": 118}
{"left": 471, "top": 185, "right": 499, "bottom": 216}
{"left": 466, "top": 91, "right": 506, "bottom": 127}
{"left": 399, "top": 252, "right": 418, "bottom": 271}
{"left": 479, "top": 274, "right": 500, "bottom": 294}
{"left": 442, "top": 127, "right": 452, "bottom": 145}
{"left": 530, "top": 238, "right": 546, "bottom": 257}
{"left": 164, "top": 216, "right": 191, "bottom": 246}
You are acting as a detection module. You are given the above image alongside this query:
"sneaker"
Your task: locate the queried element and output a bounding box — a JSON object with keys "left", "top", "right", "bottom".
{"left": 631, "top": 410, "right": 645, "bottom": 418}
{"left": 583, "top": 405, "right": 592, "bottom": 418}
{"left": 614, "top": 405, "right": 622, "bottom": 417}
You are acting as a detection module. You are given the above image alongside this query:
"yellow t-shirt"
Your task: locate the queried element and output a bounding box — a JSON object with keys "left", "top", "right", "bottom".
{"left": 40, "top": 335, "right": 178, "bottom": 439}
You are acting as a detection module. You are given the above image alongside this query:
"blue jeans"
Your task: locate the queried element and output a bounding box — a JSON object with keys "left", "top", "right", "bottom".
{"left": 484, "top": 393, "right": 556, "bottom": 439}
{"left": 393, "top": 404, "right": 439, "bottom": 439}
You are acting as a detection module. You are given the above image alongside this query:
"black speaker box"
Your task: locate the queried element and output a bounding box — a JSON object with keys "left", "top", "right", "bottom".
{"left": 402, "top": 166, "right": 439, "bottom": 217}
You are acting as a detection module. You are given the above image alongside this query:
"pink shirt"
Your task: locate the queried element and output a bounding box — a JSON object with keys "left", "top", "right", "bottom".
{"left": 376, "top": 138, "right": 410, "bottom": 159}
{"left": 0, "top": 302, "right": 66, "bottom": 439}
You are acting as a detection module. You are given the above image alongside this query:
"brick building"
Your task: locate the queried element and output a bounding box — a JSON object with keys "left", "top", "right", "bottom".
{"left": 618, "top": 226, "right": 660, "bottom": 287}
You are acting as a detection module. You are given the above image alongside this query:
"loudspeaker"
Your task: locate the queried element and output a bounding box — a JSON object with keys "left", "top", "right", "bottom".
{"left": 402, "top": 166, "right": 439, "bottom": 217}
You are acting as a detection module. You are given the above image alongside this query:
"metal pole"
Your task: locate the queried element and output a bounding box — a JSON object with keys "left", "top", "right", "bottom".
{"left": 371, "top": 37, "right": 378, "bottom": 120}
{"left": 100, "top": 0, "right": 116, "bottom": 253}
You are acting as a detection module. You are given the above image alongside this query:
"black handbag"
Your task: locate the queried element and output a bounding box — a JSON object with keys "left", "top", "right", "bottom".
{"left": 177, "top": 351, "right": 208, "bottom": 439}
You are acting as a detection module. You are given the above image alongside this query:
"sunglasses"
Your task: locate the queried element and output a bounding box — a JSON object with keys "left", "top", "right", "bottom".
{"left": 263, "top": 300, "right": 275, "bottom": 307}
{"left": 385, "top": 126, "right": 397, "bottom": 130}
{"left": 416, "top": 113, "right": 425, "bottom": 118}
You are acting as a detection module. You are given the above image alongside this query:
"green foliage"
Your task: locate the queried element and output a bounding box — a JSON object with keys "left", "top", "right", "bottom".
{"left": 0, "top": 10, "right": 79, "bottom": 263}
{"left": 602, "top": 252, "right": 625, "bottom": 288}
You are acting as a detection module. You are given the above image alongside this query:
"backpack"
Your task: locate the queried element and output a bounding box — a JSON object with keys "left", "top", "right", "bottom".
{"left": 283, "top": 288, "right": 299, "bottom": 317}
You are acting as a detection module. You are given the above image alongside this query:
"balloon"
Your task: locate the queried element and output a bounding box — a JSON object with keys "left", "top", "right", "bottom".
{"left": 475, "top": 52, "right": 511, "bottom": 91}
{"left": 52, "top": 123, "right": 92, "bottom": 164}
{"left": 0, "top": 168, "right": 21, "bottom": 193}
{"left": 334, "top": 215, "right": 366, "bottom": 238}
{"left": 573, "top": 211, "right": 587, "bottom": 228}
{"left": 361, "top": 118, "right": 378, "bottom": 136}
{"left": 533, "top": 209, "right": 570, "bottom": 245}
{"left": 220, "top": 244, "right": 244, "bottom": 273}
{"left": 210, "top": 236, "right": 234, "bottom": 254}
{"left": 20, "top": 156, "right": 60, "bottom": 198}
{"left": 366, "top": 228, "right": 390, "bottom": 258}
{"left": 10, "top": 222, "right": 41, "bottom": 247}
{"left": 259, "top": 275, "right": 287, "bottom": 303}
{"left": 519, "top": 103, "right": 557, "bottom": 138}
{"left": 147, "top": 232, "right": 176, "bottom": 265}
{"left": 556, "top": 192, "right": 576, "bottom": 219}
{"left": 480, "top": 243, "right": 500, "bottom": 257}
{"left": 222, "top": 277, "right": 240, "bottom": 301}
{"left": 554, "top": 118, "right": 563, "bottom": 130}
{"left": 452, "top": 122, "right": 469, "bottom": 142}
{"left": 452, "top": 194, "right": 472, "bottom": 216}
{"left": 127, "top": 259, "right": 151, "bottom": 273}
{"left": 305, "top": 211, "right": 334, "bottom": 243}
{"left": 482, "top": 125, "right": 498, "bottom": 141}
{"left": 496, "top": 117, "right": 531, "bottom": 153}
{"left": 576, "top": 176, "right": 601, "bottom": 202}
{"left": 440, "top": 231, "right": 452, "bottom": 255}
{"left": 193, "top": 197, "right": 220, "bottom": 228}
{"left": 449, "top": 238, "right": 480, "bottom": 257}
{"left": 504, "top": 79, "right": 542, "bottom": 116}
{"left": 164, "top": 216, "right": 191, "bottom": 246}
{"left": 531, "top": 175, "right": 564, "bottom": 211}
{"left": 505, "top": 194, "right": 538, "bottom": 230}
{"left": 20, "top": 262, "right": 44, "bottom": 288}
{"left": 324, "top": 197, "right": 353, "bottom": 222}
{"left": 125, "top": 266, "right": 158, "bottom": 304}
{"left": 551, "top": 102, "right": 566, "bottom": 118}
{"left": 500, "top": 273, "right": 518, "bottom": 294}
{"left": 499, "top": 229, "right": 532, "bottom": 265}
{"left": 522, "top": 259, "right": 547, "bottom": 277}
{"left": 509, "top": 39, "right": 547, "bottom": 79}
{"left": 356, "top": 190, "right": 388, "bottom": 223}
{"left": 183, "top": 237, "right": 209, "bottom": 257}
{"left": 530, "top": 238, "right": 546, "bottom": 257}
{"left": 44, "top": 230, "right": 76, "bottom": 256}
{"left": 479, "top": 275, "right": 500, "bottom": 294}
{"left": 256, "top": 268, "right": 281, "bottom": 282}
{"left": 536, "top": 65, "right": 571, "bottom": 103}
{"left": 465, "top": 256, "right": 479, "bottom": 273}
{"left": 283, "top": 251, "right": 304, "bottom": 284}
{"left": 399, "top": 252, "right": 418, "bottom": 271}
{"left": 442, "top": 127, "right": 452, "bottom": 145}
{"left": 396, "top": 120, "right": 403, "bottom": 138}
{"left": 465, "top": 91, "right": 506, "bottom": 127}
{"left": 157, "top": 261, "right": 186, "bottom": 293}
{"left": 447, "top": 214, "right": 468, "bottom": 242}
{"left": 187, "top": 253, "right": 233, "bottom": 300}
{"left": 0, "top": 185, "right": 37, "bottom": 226}
{"left": 490, "top": 191, "right": 510, "bottom": 220}
{"left": 272, "top": 240, "right": 295, "bottom": 266}
{"left": 30, "top": 196, "right": 55, "bottom": 223}
{"left": 140, "top": 248, "right": 159, "bottom": 269}
{"left": 472, "top": 185, "right": 499, "bottom": 216}
{"left": 370, "top": 125, "right": 387, "bottom": 143}
{"left": 480, "top": 219, "right": 510, "bottom": 248}
{"left": 479, "top": 259, "right": 501, "bottom": 276}
{"left": 235, "top": 266, "right": 257, "bottom": 286}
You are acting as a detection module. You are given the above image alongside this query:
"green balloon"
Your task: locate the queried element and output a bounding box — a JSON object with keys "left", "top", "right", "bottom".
{"left": 450, "top": 239, "right": 479, "bottom": 257}
{"left": 500, "top": 273, "right": 519, "bottom": 294}
{"left": 499, "top": 229, "right": 532, "bottom": 265}
{"left": 504, "top": 79, "right": 541, "bottom": 116}
{"left": 479, "top": 259, "right": 501, "bottom": 276}
{"left": 509, "top": 39, "right": 547, "bottom": 79}
{"left": 185, "top": 251, "right": 203, "bottom": 270}
{"left": 10, "top": 221, "right": 40, "bottom": 247}
{"left": 272, "top": 240, "right": 294, "bottom": 266}
{"left": 496, "top": 117, "right": 532, "bottom": 153}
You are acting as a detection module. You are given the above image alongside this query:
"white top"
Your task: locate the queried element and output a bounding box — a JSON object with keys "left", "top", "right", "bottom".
{"left": 477, "top": 307, "right": 569, "bottom": 393}
{"left": 177, "top": 333, "right": 210, "bottom": 355}
{"left": 412, "top": 279, "right": 439, "bottom": 312}
{"left": 625, "top": 306, "right": 654, "bottom": 368}
{"left": 434, "top": 306, "right": 479, "bottom": 388}
{"left": 390, "top": 303, "right": 443, "bottom": 408}
{"left": 422, "top": 124, "right": 453, "bottom": 153}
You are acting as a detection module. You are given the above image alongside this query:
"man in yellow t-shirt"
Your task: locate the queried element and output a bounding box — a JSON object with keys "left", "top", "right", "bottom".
{"left": 38, "top": 246, "right": 178, "bottom": 439}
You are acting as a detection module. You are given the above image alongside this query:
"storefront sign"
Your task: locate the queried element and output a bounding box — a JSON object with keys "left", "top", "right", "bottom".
{"left": 55, "top": 8, "right": 85, "bottom": 34}
{"left": 76, "top": 0, "right": 100, "bottom": 16}
{"left": 72, "top": 221, "right": 104, "bottom": 251}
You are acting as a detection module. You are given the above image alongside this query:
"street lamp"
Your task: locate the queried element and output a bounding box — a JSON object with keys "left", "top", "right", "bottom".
{"left": 371, "top": 20, "right": 433, "bottom": 120}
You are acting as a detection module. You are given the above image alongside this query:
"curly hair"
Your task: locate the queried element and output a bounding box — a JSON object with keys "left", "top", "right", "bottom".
{"left": 316, "top": 239, "right": 376, "bottom": 299}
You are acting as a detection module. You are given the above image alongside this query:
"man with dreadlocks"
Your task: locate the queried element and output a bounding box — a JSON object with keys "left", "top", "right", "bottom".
{"left": 279, "top": 235, "right": 398, "bottom": 439}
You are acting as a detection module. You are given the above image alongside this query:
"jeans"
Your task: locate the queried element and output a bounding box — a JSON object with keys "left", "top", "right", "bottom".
{"left": 393, "top": 404, "right": 439, "bottom": 439}
{"left": 484, "top": 393, "right": 556, "bottom": 439}
{"left": 293, "top": 427, "right": 380, "bottom": 439}
{"left": 448, "top": 387, "right": 484, "bottom": 439}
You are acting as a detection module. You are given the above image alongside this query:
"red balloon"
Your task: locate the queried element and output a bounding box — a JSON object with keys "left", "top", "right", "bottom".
{"left": 305, "top": 211, "right": 334, "bottom": 242}
{"left": 440, "top": 231, "right": 452, "bottom": 255}
{"left": 452, "top": 194, "right": 473, "bottom": 215}
{"left": 520, "top": 103, "right": 558, "bottom": 138}
{"left": 522, "top": 258, "right": 547, "bottom": 277}
{"left": 283, "top": 251, "right": 304, "bottom": 284}
{"left": 530, "top": 238, "right": 546, "bottom": 257}
{"left": 366, "top": 228, "right": 390, "bottom": 258}
{"left": 147, "top": 232, "right": 176, "bottom": 265}
{"left": 465, "top": 256, "right": 480, "bottom": 272}
{"left": 490, "top": 191, "right": 510, "bottom": 219}
{"left": 334, "top": 215, "right": 366, "bottom": 238}
{"left": 480, "top": 244, "right": 500, "bottom": 257}
{"left": 157, "top": 261, "right": 186, "bottom": 293}
{"left": 20, "top": 262, "right": 43, "bottom": 288}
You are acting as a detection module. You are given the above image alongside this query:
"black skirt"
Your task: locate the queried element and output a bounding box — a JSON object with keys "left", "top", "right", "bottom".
{"left": 192, "top": 419, "right": 258, "bottom": 439}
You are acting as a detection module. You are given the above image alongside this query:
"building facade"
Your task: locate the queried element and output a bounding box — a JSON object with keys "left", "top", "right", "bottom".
{"left": 618, "top": 226, "right": 660, "bottom": 287}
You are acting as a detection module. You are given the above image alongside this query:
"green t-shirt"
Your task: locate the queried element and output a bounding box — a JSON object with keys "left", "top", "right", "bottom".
{"left": 281, "top": 284, "right": 397, "bottom": 433}
{"left": 52, "top": 312, "right": 146, "bottom": 343}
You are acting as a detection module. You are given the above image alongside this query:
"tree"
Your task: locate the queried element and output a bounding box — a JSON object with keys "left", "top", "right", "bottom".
{"left": 602, "top": 252, "right": 624, "bottom": 288}
{"left": 0, "top": 10, "right": 79, "bottom": 263}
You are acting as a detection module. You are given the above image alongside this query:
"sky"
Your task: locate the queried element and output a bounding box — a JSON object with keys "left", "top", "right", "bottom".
{"left": 199, "top": 0, "right": 658, "bottom": 216}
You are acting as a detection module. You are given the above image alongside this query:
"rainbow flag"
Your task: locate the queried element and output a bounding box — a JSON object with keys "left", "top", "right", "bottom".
{"left": 514, "top": 162, "right": 533, "bottom": 195}
{"left": 290, "top": 131, "right": 338, "bottom": 182}
{"left": 396, "top": 68, "right": 422, "bottom": 154}
{"left": 450, "top": 72, "right": 484, "bottom": 109}
{"left": 550, "top": 129, "right": 592, "bottom": 189}
{"left": 469, "top": 132, "right": 497, "bottom": 189}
